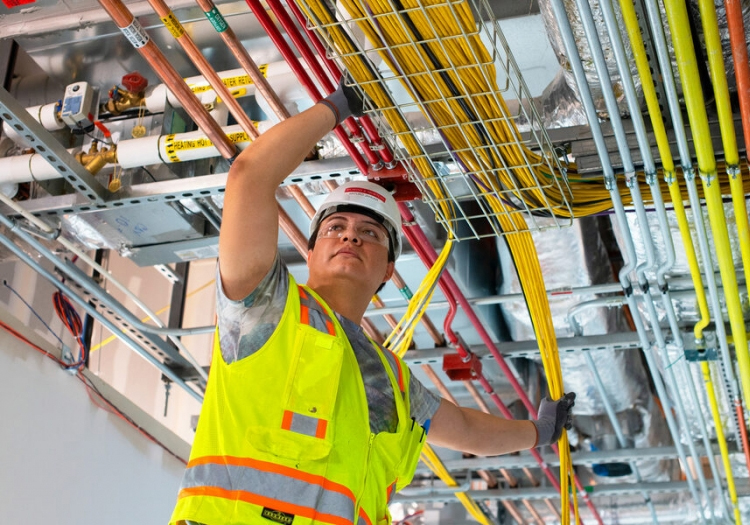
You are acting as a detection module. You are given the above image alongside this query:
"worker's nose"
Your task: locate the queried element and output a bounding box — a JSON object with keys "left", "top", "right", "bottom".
{"left": 340, "top": 228, "right": 362, "bottom": 244}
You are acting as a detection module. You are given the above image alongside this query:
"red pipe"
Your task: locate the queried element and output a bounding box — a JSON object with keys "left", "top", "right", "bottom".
{"left": 243, "top": 0, "right": 370, "bottom": 174}
{"left": 401, "top": 204, "right": 603, "bottom": 524}
{"left": 96, "top": 0, "right": 236, "bottom": 160}
{"left": 283, "top": 0, "right": 395, "bottom": 166}
{"left": 725, "top": 0, "right": 750, "bottom": 160}
{"left": 259, "top": 0, "right": 383, "bottom": 169}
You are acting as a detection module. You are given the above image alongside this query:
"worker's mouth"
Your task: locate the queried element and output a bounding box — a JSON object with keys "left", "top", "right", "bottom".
{"left": 334, "top": 248, "right": 360, "bottom": 259}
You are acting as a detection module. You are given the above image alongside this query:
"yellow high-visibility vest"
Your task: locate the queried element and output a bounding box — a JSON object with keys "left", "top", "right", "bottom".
{"left": 171, "top": 274, "right": 426, "bottom": 525}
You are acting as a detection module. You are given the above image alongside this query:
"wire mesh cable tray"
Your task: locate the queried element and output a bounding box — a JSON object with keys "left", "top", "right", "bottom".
{"left": 298, "top": 0, "right": 574, "bottom": 240}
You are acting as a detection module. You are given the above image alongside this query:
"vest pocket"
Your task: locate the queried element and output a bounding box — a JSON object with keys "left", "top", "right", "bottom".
{"left": 245, "top": 325, "right": 344, "bottom": 462}
{"left": 360, "top": 430, "right": 402, "bottom": 523}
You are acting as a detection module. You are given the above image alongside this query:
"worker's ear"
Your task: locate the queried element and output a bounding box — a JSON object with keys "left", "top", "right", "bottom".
{"left": 382, "top": 261, "right": 395, "bottom": 283}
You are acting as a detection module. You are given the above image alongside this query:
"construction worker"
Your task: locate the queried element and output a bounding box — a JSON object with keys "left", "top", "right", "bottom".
{"left": 170, "top": 81, "right": 576, "bottom": 525}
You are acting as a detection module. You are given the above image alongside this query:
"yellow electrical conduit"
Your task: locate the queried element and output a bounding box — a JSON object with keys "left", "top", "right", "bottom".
{"left": 663, "top": 0, "right": 750, "bottom": 464}
{"left": 696, "top": 0, "right": 750, "bottom": 293}
{"left": 618, "top": 1, "right": 742, "bottom": 521}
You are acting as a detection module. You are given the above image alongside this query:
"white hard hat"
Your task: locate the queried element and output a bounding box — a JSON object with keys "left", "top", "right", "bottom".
{"left": 309, "top": 180, "right": 402, "bottom": 260}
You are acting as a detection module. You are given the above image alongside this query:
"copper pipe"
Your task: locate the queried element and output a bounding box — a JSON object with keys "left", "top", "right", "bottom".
{"left": 192, "top": 0, "right": 290, "bottom": 121}
{"left": 286, "top": 186, "right": 317, "bottom": 218}
{"left": 96, "top": 0, "right": 236, "bottom": 160}
{"left": 278, "top": 205, "right": 309, "bottom": 258}
{"left": 145, "top": 0, "right": 258, "bottom": 139}
{"left": 521, "top": 500, "right": 546, "bottom": 525}
{"left": 500, "top": 499, "right": 528, "bottom": 525}
{"left": 373, "top": 295, "right": 399, "bottom": 330}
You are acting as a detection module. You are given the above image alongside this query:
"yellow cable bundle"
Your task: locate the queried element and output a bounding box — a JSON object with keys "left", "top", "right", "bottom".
{"left": 420, "top": 443, "right": 492, "bottom": 525}
{"left": 384, "top": 240, "right": 453, "bottom": 358}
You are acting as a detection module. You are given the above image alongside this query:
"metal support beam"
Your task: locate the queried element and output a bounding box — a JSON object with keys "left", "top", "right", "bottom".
{"left": 393, "top": 478, "right": 750, "bottom": 503}
{"left": 404, "top": 330, "right": 647, "bottom": 363}
{"left": 413, "top": 445, "right": 694, "bottom": 474}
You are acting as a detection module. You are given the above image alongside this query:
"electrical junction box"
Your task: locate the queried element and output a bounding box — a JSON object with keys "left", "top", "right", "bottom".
{"left": 61, "top": 81, "right": 94, "bottom": 129}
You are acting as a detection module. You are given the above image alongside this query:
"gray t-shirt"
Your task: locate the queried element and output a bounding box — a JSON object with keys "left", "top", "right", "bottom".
{"left": 216, "top": 255, "right": 441, "bottom": 434}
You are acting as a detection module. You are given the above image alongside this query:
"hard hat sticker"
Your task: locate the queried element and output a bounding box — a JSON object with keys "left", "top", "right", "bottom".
{"left": 344, "top": 187, "right": 386, "bottom": 202}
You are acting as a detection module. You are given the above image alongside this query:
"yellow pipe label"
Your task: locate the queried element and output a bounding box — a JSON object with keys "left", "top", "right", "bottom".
{"left": 172, "top": 137, "right": 215, "bottom": 151}
{"left": 164, "top": 134, "right": 180, "bottom": 163}
{"left": 215, "top": 87, "right": 247, "bottom": 104}
{"left": 161, "top": 12, "right": 185, "bottom": 39}
{"left": 187, "top": 64, "right": 268, "bottom": 94}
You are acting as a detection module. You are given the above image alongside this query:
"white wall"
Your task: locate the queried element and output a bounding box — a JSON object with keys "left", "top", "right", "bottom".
{"left": 0, "top": 308, "right": 186, "bottom": 525}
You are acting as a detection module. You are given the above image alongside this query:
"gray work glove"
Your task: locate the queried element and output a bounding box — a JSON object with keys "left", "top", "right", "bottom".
{"left": 532, "top": 392, "right": 576, "bottom": 447}
{"left": 320, "top": 76, "right": 365, "bottom": 125}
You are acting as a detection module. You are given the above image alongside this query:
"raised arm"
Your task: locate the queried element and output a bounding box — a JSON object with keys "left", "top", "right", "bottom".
{"left": 219, "top": 103, "right": 336, "bottom": 300}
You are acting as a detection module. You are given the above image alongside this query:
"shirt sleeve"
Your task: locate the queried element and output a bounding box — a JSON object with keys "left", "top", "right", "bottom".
{"left": 408, "top": 371, "right": 442, "bottom": 428}
{"left": 215, "top": 254, "right": 289, "bottom": 364}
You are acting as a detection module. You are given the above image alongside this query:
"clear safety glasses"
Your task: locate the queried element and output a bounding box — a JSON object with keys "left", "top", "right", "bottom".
{"left": 316, "top": 217, "right": 390, "bottom": 247}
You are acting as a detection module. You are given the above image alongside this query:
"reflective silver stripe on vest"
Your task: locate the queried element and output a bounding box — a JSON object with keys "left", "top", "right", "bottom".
{"left": 290, "top": 411, "right": 320, "bottom": 437}
{"left": 182, "top": 463, "right": 355, "bottom": 521}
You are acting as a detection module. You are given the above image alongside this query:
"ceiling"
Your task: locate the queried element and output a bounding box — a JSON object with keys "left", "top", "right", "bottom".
{"left": 1, "top": 0, "right": 750, "bottom": 523}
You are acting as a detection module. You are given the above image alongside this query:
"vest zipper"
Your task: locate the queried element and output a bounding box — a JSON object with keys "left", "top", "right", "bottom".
{"left": 355, "top": 432, "right": 376, "bottom": 521}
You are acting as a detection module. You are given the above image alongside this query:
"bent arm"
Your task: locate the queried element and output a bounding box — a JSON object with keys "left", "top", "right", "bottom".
{"left": 219, "top": 103, "right": 336, "bottom": 300}
{"left": 427, "top": 399, "right": 537, "bottom": 456}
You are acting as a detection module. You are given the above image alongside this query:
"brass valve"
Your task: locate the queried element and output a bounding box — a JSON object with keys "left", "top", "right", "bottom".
{"left": 75, "top": 141, "right": 118, "bottom": 176}
{"left": 102, "top": 86, "right": 146, "bottom": 116}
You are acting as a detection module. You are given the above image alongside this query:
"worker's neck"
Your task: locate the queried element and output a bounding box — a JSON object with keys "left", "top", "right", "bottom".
{"left": 307, "top": 281, "right": 371, "bottom": 324}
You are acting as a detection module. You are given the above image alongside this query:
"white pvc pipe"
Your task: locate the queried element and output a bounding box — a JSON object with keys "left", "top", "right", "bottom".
{"left": 144, "top": 61, "right": 315, "bottom": 119}
{"left": 0, "top": 120, "right": 273, "bottom": 183}
{"left": 1, "top": 103, "right": 65, "bottom": 147}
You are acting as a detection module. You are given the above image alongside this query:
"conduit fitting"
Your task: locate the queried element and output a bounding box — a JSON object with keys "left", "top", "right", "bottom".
{"left": 624, "top": 170, "right": 638, "bottom": 188}
{"left": 664, "top": 170, "right": 676, "bottom": 184}
{"left": 727, "top": 165, "right": 741, "bottom": 179}
{"left": 75, "top": 141, "right": 117, "bottom": 176}
{"left": 644, "top": 170, "right": 657, "bottom": 185}
{"left": 684, "top": 166, "right": 696, "bottom": 182}
{"left": 699, "top": 170, "right": 717, "bottom": 187}
{"left": 603, "top": 174, "right": 616, "bottom": 190}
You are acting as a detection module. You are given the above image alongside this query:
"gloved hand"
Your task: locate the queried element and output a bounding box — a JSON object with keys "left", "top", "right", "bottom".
{"left": 320, "top": 75, "right": 365, "bottom": 126}
{"left": 532, "top": 392, "right": 576, "bottom": 447}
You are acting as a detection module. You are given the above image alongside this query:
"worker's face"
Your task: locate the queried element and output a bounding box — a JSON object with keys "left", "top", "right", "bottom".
{"left": 308, "top": 212, "right": 394, "bottom": 289}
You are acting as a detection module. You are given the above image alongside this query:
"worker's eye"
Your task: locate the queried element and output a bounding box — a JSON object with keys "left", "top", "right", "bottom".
{"left": 325, "top": 223, "right": 344, "bottom": 233}
{"left": 361, "top": 228, "right": 379, "bottom": 238}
